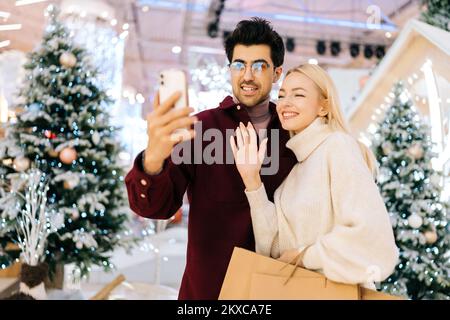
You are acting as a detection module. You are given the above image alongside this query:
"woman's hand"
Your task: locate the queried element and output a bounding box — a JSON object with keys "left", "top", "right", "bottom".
{"left": 230, "top": 122, "right": 268, "bottom": 191}
{"left": 278, "top": 248, "right": 304, "bottom": 267}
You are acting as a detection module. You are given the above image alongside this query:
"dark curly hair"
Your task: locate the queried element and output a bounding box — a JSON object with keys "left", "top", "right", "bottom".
{"left": 224, "top": 17, "right": 285, "bottom": 68}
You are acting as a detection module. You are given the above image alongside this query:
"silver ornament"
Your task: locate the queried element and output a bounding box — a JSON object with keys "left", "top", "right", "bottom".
{"left": 92, "top": 131, "right": 100, "bottom": 145}
{"left": 13, "top": 156, "right": 30, "bottom": 172}
{"left": 408, "top": 214, "right": 423, "bottom": 229}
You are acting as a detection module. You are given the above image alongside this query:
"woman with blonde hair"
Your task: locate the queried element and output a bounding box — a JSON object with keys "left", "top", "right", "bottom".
{"left": 230, "top": 64, "right": 399, "bottom": 289}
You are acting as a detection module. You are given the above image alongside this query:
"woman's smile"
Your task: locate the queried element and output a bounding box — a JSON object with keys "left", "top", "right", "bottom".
{"left": 281, "top": 111, "right": 299, "bottom": 120}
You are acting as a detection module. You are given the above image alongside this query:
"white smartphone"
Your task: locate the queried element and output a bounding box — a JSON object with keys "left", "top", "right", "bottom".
{"left": 158, "top": 69, "right": 189, "bottom": 110}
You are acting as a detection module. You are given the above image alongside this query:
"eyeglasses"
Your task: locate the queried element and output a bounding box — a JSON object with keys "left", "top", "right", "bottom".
{"left": 229, "top": 61, "right": 271, "bottom": 76}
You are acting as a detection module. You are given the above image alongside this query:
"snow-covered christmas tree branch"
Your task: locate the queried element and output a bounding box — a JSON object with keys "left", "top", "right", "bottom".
{"left": 14, "top": 169, "right": 62, "bottom": 266}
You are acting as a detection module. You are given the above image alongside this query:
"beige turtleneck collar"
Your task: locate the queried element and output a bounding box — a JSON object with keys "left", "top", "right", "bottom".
{"left": 286, "top": 117, "right": 333, "bottom": 163}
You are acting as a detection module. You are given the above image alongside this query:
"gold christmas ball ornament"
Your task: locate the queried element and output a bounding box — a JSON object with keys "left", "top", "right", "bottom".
{"left": 2, "top": 158, "right": 13, "bottom": 166}
{"left": 408, "top": 144, "right": 424, "bottom": 159}
{"left": 59, "top": 52, "right": 77, "bottom": 68}
{"left": 63, "top": 180, "right": 77, "bottom": 190}
{"left": 48, "top": 149, "right": 59, "bottom": 157}
{"left": 63, "top": 174, "right": 79, "bottom": 190}
{"left": 13, "top": 156, "right": 30, "bottom": 172}
{"left": 424, "top": 230, "right": 438, "bottom": 244}
{"left": 59, "top": 147, "right": 77, "bottom": 164}
{"left": 71, "top": 210, "right": 80, "bottom": 220}
{"left": 382, "top": 141, "right": 393, "bottom": 155}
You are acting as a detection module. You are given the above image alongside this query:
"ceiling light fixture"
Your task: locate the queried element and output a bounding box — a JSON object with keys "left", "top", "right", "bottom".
{"left": 375, "top": 45, "right": 386, "bottom": 59}
{"left": 364, "top": 45, "right": 374, "bottom": 59}
{"left": 172, "top": 46, "right": 182, "bottom": 54}
{"left": 330, "top": 41, "right": 341, "bottom": 56}
{"left": 316, "top": 40, "right": 326, "bottom": 55}
{"left": 286, "top": 37, "right": 295, "bottom": 53}
{"left": 0, "top": 11, "right": 11, "bottom": 20}
{"left": 0, "top": 24, "right": 22, "bottom": 31}
{"left": 349, "top": 43, "right": 360, "bottom": 58}
{"left": 0, "top": 40, "right": 11, "bottom": 48}
{"left": 15, "top": 0, "right": 48, "bottom": 6}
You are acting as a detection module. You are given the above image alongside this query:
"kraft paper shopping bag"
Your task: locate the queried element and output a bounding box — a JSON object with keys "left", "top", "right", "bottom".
{"left": 219, "top": 247, "right": 403, "bottom": 300}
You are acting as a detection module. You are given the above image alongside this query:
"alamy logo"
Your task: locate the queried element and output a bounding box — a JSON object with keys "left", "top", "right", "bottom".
{"left": 366, "top": 5, "right": 382, "bottom": 29}
{"left": 170, "top": 122, "right": 281, "bottom": 175}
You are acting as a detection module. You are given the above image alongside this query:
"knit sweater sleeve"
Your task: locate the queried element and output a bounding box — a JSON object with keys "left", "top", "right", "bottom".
{"left": 245, "top": 183, "right": 280, "bottom": 258}
{"left": 302, "top": 133, "right": 399, "bottom": 285}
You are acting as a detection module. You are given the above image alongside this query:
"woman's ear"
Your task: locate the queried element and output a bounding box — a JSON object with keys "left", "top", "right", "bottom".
{"left": 318, "top": 98, "right": 329, "bottom": 117}
{"left": 318, "top": 108, "right": 328, "bottom": 117}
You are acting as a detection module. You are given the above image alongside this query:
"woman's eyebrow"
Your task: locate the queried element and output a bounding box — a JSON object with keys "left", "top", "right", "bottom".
{"left": 278, "top": 87, "right": 306, "bottom": 93}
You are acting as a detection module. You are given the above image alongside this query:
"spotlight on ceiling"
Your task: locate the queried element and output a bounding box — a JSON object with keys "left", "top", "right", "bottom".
{"left": 207, "top": 0, "right": 226, "bottom": 39}
{"left": 316, "top": 40, "right": 326, "bottom": 55}
{"left": 223, "top": 30, "right": 231, "bottom": 39}
{"left": 330, "top": 41, "right": 341, "bottom": 56}
{"left": 286, "top": 37, "right": 295, "bottom": 53}
{"left": 375, "top": 45, "right": 386, "bottom": 59}
{"left": 222, "top": 30, "right": 231, "bottom": 45}
{"left": 349, "top": 43, "right": 360, "bottom": 58}
{"left": 172, "top": 46, "right": 182, "bottom": 54}
{"left": 364, "top": 45, "right": 374, "bottom": 59}
{"left": 207, "top": 22, "right": 218, "bottom": 38}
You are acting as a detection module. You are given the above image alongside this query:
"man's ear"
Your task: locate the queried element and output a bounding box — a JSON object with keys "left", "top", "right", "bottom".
{"left": 273, "top": 67, "right": 283, "bottom": 83}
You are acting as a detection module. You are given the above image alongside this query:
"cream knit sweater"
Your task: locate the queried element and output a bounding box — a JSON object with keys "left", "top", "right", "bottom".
{"left": 245, "top": 117, "right": 399, "bottom": 287}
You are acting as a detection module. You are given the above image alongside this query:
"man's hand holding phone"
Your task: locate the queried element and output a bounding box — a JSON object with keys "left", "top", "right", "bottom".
{"left": 144, "top": 91, "right": 197, "bottom": 174}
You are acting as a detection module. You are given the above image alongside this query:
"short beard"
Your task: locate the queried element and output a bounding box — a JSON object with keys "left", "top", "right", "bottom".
{"left": 234, "top": 92, "right": 271, "bottom": 107}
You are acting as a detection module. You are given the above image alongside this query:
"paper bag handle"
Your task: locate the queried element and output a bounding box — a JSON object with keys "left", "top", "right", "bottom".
{"left": 280, "top": 245, "right": 312, "bottom": 285}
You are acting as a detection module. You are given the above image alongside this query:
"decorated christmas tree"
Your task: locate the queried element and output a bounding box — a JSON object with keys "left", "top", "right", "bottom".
{"left": 372, "top": 82, "right": 450, "bottom": 299}
{"left": 0, "top": 6, "right": 133, "bottom": 279}
{"left": 421, "top": 0, "right": 450, "bottom": 31}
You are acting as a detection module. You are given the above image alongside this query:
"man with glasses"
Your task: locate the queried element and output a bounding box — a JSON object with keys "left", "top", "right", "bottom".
{"left": 125, "top": 17, "right": 297, "bottom": 300}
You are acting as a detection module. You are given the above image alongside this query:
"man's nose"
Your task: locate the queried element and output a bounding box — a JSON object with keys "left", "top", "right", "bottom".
{"left": 243, "top": 66, "right": 255, "bottom": 81}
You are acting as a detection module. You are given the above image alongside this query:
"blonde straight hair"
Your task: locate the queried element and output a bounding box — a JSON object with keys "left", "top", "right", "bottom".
{"left": 285, "top": 64, "right": 378, "bottom": 177}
